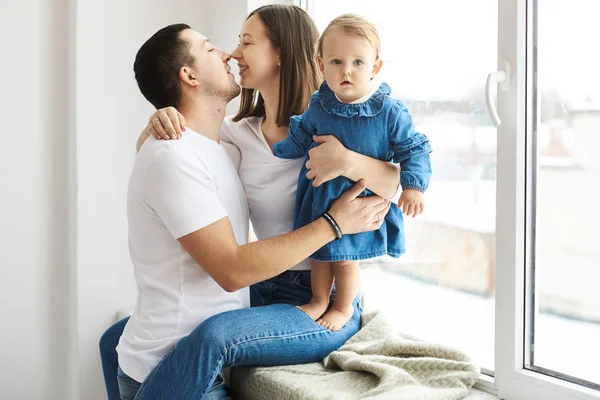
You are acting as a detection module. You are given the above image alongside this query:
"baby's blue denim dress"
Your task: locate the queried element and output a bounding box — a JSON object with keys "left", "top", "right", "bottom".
{"left": 273, "top": 82, "right": 432, "bottom": 261}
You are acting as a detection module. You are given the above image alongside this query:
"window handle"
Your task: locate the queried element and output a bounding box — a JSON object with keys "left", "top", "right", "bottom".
{"left": 485, "top": 61, "right": 511, "bottom": 127}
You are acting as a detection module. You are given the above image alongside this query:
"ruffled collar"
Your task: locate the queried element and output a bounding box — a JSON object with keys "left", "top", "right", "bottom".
{"left": 317, "top": 81, "right": 391, "bottom": 118}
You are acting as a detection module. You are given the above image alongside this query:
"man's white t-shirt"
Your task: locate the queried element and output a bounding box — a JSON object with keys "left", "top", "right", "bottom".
{"left": 117, "top": 129, "right": 250, "bottom": 383}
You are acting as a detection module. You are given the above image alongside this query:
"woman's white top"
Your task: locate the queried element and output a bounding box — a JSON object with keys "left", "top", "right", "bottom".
{"left": 221, "top": 116, "right": 311, "bottom": 271}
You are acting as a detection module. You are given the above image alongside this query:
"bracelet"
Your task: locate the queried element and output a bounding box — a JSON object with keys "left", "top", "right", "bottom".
{"left": 323, "top": 212, "right": 343, "bottom": 240}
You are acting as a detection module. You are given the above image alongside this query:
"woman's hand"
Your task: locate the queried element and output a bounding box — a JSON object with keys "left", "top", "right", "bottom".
{"left": 328, "top": 180, "right": 391, "bottom": 235}
{"left": 305, "top": 135, "right": 350, "bottom": 187}
{"left": 306, "top": 135, "right": 400, "bottom": 200}
{"left": 145, "top": 107, "right": 186, "bottom": 140}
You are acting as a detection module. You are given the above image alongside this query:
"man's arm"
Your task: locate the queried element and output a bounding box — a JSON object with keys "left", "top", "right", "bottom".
{"left": 179, "top": 216, "right": 335, "bottom": 292}
{"left": 143, "top": 143, "right": 390, "bottom": 293}
{"left": 179, "top": 181, "right": 390, "bottom": 292}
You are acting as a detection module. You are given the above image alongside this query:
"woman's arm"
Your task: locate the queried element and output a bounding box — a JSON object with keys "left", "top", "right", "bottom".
{"left": 344, "top": 149, "right": 400, "bottom": 199}
{"left": 305, "top": 135, "right": 400, "bottom": 199}
{"left": 136, "top": 107, "right": 187, "bottom": 152}
{"left": 136, "top": 128, "right": 150, "bottom": 152}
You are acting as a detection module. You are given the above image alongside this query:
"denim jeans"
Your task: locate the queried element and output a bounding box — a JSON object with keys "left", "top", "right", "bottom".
{"left": 100, "top": 270, "right": 362, "bottom": 400}
{"left": 117, "top": 366, "right": 230, "bottom": 400}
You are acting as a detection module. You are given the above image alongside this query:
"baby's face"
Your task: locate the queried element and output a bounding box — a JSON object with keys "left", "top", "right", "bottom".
{"left": 318, "top": 27, "right": 381, "bottom": 103}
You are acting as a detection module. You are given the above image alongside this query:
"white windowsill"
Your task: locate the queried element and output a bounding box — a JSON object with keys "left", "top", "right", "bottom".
{"left": 467, "top": 388, "right": 498, "bottom": 399}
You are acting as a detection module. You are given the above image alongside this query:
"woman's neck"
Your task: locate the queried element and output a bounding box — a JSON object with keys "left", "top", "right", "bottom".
{"left": 258, "top": 82, "right": 289, "bottom": 149}
{"left": 259, "top": 80, "right": 281, "bottom": 127}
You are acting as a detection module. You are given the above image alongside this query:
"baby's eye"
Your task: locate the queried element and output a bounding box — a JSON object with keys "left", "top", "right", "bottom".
{"left": 354, "top": 60, "right": 364, "bottom": 66}
{"left": 331, "top": 59, "right": 342, "bottom": 65}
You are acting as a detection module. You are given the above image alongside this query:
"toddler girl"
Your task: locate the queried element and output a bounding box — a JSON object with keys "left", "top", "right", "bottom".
{"left": 273, "top": 14, "right": 432, "bottom": 330}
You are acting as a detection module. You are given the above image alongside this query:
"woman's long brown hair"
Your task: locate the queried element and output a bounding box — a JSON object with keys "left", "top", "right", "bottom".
{"left": 232, "top": 4, "right": 322, "bottom": 126}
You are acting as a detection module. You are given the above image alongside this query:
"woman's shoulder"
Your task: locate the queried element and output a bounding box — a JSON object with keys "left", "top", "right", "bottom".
{"left": 221, "top": 115, "right": 262, "bottom": 142}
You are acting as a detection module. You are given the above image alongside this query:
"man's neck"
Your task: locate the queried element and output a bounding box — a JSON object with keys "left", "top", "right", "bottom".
{"left": 178, "top": 95, "right": 227, "bottom": 142}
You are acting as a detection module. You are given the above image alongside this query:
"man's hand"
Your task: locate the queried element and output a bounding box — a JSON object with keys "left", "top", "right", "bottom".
{"left": 328, "top": 180, "right": 391, "bottom": 234}
{"left": 398, "top": 188, "right": 425, "bottom": 218}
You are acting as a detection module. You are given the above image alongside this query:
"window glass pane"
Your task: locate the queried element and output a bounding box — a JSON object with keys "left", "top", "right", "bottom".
{"left": 308, "top": 0, "right": 497, "bottom": 371}
{"left": 531, "top": 0, "right": 600, "bottom": 387}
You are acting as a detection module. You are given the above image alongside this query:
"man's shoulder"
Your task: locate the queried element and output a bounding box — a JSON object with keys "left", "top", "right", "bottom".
{"left": 136, "top": 137, "right": 212, "bottom": 176}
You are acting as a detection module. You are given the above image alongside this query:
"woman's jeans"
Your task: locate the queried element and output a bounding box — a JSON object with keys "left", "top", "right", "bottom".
{"left": 100, "top": 270, "right": 362, "bottom": 400}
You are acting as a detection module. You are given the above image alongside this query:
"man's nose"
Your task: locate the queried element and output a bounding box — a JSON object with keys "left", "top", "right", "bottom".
{"left": 216, "top": 48, "right": 232, "bottom": 62}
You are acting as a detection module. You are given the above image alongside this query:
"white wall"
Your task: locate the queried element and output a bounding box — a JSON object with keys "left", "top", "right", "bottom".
{"left": 0, "top": 0, "right": 281, "bottom": 398}
{"left": 0, "top": 1, "right": 73, "bottom": 399}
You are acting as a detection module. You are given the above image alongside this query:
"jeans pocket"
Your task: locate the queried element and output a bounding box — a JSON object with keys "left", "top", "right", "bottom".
{"left": 117, "top": 375, "right": 141, "bottom": 400}
{"left": 292, "top": 271, "right": 312, "bottom": 291}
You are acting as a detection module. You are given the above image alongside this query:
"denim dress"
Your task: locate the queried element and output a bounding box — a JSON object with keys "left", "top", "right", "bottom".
{"left": 273, "top": 82, "right": 432, "bottom": 262}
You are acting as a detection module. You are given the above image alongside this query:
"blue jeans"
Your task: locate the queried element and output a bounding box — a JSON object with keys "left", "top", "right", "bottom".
{"left": 99, "top": 270, "right": 362, "bottom": 400}
{"left": 117, "top": 366, "right": 230, "bottom": 400}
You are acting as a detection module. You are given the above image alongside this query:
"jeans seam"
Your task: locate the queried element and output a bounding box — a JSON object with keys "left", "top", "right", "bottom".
{"left": 117, "top": 376, "right": 140, "bottom": 386}
{"left": 221, "top": 313, "right": 359, "bottom": 358}
{"left": 201, "top": 359, "right": 226, "bottom": 399}
{"left": 208, "top": 326, "right": 332, "bottom": 397}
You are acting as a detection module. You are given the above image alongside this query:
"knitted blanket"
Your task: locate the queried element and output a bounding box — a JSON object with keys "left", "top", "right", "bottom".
{"left": 231, "top": 311, "right": 480, "bottom": 399}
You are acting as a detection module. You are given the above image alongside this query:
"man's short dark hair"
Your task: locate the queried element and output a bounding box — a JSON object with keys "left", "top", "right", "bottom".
{"left": 134, "top": 23, "right": 195, "bottom": 109}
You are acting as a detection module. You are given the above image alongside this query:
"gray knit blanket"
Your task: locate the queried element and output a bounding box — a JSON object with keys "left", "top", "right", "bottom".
{"left": 231, "top": 311, "right": 480, "bottom": 399}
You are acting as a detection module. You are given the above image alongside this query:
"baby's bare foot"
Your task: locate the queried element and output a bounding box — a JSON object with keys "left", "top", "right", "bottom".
{"left": 297, "top": 300, "right": 329, "bottom": 321}
{"left": 317, "top": 306, "right": 354, "bottom": 331}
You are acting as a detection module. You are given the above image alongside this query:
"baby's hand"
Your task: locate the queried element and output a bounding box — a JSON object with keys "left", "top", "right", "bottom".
{"left": 398, "top": 188, "right": 424, "bottom": 218}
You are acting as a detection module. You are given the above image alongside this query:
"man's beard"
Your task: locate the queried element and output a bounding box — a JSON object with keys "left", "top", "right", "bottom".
{"left": 203, "top": 79, "right": 241, "bottom": 103}
{"left": 225, "top": 81, "right": 241, "bottom": 102}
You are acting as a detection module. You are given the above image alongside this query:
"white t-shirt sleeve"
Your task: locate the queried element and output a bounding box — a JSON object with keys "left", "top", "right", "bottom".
{"left": 141, "top": 145, "right": 227, "bottom": 239}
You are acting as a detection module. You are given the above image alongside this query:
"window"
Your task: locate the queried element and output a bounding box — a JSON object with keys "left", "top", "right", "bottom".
{"left": 301, "top": 0, "right": 600, "bottom": 398}
{"left": 527, "top": 0, "right": 600, "bottom": 389}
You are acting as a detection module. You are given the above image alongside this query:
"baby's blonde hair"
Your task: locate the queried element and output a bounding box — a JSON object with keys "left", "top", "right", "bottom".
{"left": 317, "top": 14, "right": 381, "bottom": 59}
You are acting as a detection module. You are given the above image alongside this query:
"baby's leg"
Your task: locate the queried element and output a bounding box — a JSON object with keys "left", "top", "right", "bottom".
{"left": 318, "top": 260, "right": 360, "bottom": 331}
{"left": 298, "top": 260, "right": 334, "bottom": 320}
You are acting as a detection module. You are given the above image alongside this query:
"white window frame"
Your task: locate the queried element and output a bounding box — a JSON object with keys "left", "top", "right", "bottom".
{"left": 291, "top": 0, "right": 600, "bottom": 398}
{"left": 496, "top": 1, "right": 600, "bottom": 399}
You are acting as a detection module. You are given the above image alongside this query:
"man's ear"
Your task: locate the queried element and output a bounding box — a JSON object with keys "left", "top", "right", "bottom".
{"left": 371, "top": 58, "right": 383, "bottom": 80}
{"left": 179, "top": 66, "right": 199, "bottom": 87}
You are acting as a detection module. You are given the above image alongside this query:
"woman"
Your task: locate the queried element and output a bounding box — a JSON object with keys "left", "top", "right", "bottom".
{"left": 101, "top": 5, "right": 401, "bottom": 399}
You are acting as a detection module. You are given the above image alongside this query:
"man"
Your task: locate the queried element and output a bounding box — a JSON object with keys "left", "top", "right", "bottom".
{"left": 110, "top": 24, "right": 388, "bottom": 399}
